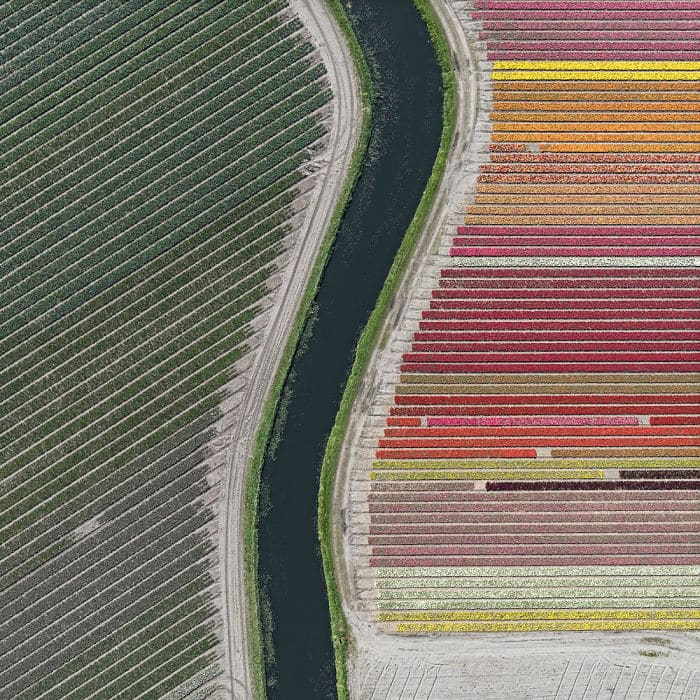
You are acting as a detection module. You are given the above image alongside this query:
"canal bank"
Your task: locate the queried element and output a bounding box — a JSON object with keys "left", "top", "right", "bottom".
{"left": 255, "top": 1, "right": 444, "bottom": 697}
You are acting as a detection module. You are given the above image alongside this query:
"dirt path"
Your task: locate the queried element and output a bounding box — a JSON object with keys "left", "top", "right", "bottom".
{"left": 216, "top": 2, "right": 362, "bottom": 698}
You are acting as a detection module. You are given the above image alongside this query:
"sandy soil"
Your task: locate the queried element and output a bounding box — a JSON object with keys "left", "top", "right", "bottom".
{"left": 334, "top": 1, "right": 700, "bottom": 698}
{"left": 209, "top": 2, "right": 362, "bottom": 698}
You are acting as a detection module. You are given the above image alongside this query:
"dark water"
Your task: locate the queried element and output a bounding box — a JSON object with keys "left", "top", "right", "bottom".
{"left": 256, "top": 1, "right": 443, "bottom": 697}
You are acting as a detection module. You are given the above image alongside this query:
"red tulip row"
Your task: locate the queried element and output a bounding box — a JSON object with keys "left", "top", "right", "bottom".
{"left": 413, "top": 339, "right": 696, "bottom": 351}
{"left": 386, "top": 417, "right": 421, "bottom": 427}
{"left": 418, "top": 320, "right": 699, "bottom": 331}
{"left": 383, "top": 426, "right": 697, "bottom": 437}
{"left": 653, "top": 416, "right": 700, "bottom": 425}
{"left": 434, "top": 287, "right": 699, "bottom": 298}
{"left": 421, "top": 310, "right": 700, "bottom": 321}
{"left": 425, "top": 416, "right": 641, "bottom": 426}
{"left": 374, "top": 448, "right": 537, "bottom": 460}
{"left": 415, "top": 330, "right": 696, "bottom": 341}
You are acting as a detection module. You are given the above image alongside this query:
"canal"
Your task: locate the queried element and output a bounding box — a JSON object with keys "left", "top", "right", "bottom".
{"left": 256, "top": 1, "right": 443, "bottom": 696}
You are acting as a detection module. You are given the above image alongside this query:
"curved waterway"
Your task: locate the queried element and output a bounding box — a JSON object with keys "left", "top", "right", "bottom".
{"left": 256, "top": 1, "right": 443, "bottom": 696}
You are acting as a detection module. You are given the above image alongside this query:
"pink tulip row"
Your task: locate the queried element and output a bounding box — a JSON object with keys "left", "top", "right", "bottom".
{"left": 369, "top": 499, "right": 699, "bottom": 513}
{"left": 441, "top": 267, "right": 700, "bottom": 280}
{"left": 369, "top": 488, "right": 700, "bottom": 502}
{"left": 369, "top": 521, "right": 699, "bottom": 535}
{"left": 451, "top": 245, "right": 700, "bottom": 257}
{"left": 368, "top": 533, "right": 698, "bottom": 546}
{"left": 370, "top": 555, "right": 699, "bottom": 568}
{"left": 371, "top": 510, "right": 699, "bottom": 524}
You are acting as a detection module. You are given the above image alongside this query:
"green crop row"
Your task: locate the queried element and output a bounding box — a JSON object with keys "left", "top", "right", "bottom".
{"left": 2, "top": 263, "right": 267, "bottom": 449}
{"left": 0, "top": 2, "right": 104, "bottom": 83}
{"left": 2, "top": 1, "right": 217, "bottom": 130}
{"left": 0, "top": 502, "right": 210, "bottom": 655}
{"left": 0, "top": 178, "right": 298, "bottom": 391}
{"left": 2, "top": 80, "right": 325, "bottom": 316}
{"left": 4, "top": 48, "right": 318, "bottom": 250}
{"left": 1, "top": 0, "right": 332, "bottom": 696}
{"left": 0, "top": 534, "right": 213, "bottom": 672}
{"left": 1, "top": 122, "right": 321, "bottom": 336}
{"left": 0, "top": 461, "right": 208, "bottom": 617}
{"left": 1, "top": 6, "right": 294, "bottom": 205}
{"left": 2, "top": 2, "right": 277, "bottom": 167}
{"left": 14, "top": 576, "right": 212, "bottom": 700}
{"left": 1, "top": 140, "right": 311, "bottom": 345}
{"left": 0, "top": 414, "right": 215, "bottom": 577}
{"left": 0, "top": 367, "right": 238, "bottom": 528}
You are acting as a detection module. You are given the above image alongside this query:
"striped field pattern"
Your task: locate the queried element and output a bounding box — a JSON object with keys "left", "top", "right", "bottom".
{"left": 0, "top": 1, "right": 330, "bottom": 697}
{"left": 358, "top": 0, "right": 700, "bottom": 635}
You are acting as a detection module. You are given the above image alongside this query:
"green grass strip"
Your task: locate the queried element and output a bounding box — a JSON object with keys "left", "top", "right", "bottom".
{"left": 317, "top": 1, "right": 456, "bottom": 698}
{"left": 242, "top": 1, "right": 373, "bottom": 697}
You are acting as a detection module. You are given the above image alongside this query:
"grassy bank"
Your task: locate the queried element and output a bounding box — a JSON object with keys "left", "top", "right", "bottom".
{"left": 317, "top": 1, "right": 457, "bottom": 698}
{"left": 242, "top": 1, "right": 373, "bottom": 697}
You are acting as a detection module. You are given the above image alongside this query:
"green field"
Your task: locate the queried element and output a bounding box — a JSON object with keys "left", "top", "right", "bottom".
{"left": 0, "top": 1, "right": 330, "bottom": 697}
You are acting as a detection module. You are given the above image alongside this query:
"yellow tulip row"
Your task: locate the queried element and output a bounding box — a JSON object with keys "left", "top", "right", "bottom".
{"left": 380, "top": 609, "right": 700, "bottom": 622}
{"left": 393, "top": 619, "right": 700, "bottom": 633}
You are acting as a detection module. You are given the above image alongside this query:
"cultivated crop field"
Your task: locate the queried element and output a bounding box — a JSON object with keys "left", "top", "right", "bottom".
{"left": 0, "top": 0, "right": 330, "bottom": 697}
{"left": 347, "top": 0, "right": 700, "bottom": 649}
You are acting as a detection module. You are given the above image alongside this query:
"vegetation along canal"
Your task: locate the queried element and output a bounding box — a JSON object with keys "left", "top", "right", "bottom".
{"left": 256, "top": 1, "right": 443, "bottom": 696}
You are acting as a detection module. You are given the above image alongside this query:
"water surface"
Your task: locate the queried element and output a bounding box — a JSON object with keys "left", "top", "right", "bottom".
{"left": 256, "top": 2, "right": 443, "bottom": 696}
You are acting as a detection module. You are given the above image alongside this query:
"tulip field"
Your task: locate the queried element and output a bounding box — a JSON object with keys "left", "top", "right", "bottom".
{"left": 352, "top": 0, "right": 700, "bottom": 637}
{"left": 0, "top": 1, "right": 329, "bottom": 697}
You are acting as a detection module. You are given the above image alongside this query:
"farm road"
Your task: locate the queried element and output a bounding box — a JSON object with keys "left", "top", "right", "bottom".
{"left": 217, "top": 1, "right": 362, "bottom": 698}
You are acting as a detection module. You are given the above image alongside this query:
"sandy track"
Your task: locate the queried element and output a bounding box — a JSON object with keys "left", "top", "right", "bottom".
{"left": 215, "top": 2, "right": 362, "bottom": 698}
